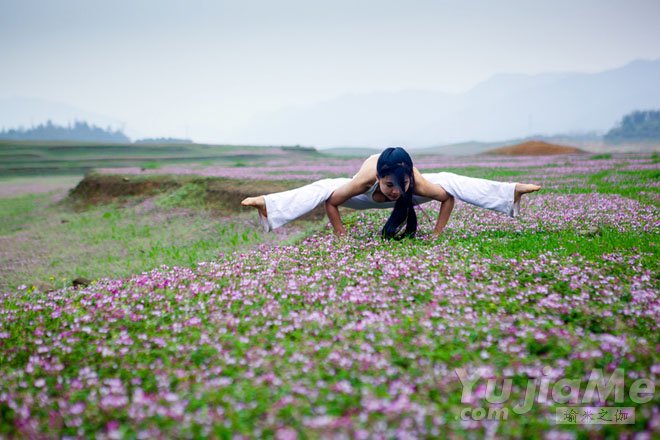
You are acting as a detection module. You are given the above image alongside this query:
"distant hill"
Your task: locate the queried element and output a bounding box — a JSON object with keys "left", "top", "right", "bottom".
{"left": 321, "top": 147, "right": 381, "bottom": 157}
{"left": 485, "top": 140, "right": 586, "bottom": 156}
{"left": 0, "top": 120, "right": 130, "bottom": 143}
{"left": 416, "top": 141, "right": 512, "bottom": 156}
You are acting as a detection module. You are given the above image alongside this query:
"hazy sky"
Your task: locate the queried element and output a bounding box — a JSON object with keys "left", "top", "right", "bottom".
{"left": 1, "top": 0, "right": 660, "bottom": 142}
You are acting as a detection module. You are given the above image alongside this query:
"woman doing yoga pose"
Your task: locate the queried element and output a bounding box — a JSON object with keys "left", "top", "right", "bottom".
{"left": 241, "top": 147, "right": 541, "bottom": 238}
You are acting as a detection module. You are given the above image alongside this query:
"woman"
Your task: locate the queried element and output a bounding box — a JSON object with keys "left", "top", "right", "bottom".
{"left": 241, "top": 147, "right": 541, "bottom": 238}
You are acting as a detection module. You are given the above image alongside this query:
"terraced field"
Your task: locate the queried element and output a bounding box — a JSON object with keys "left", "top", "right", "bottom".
{"left": 0, "top": 152, "right": 658, "bottom": 438}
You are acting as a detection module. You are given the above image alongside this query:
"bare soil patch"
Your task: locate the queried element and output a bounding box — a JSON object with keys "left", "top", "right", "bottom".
{"left": 485, "top": 140, "right": 586, "bottom": 155}
{"left": 68, "top": 173, "right": 328, "bottom": 219}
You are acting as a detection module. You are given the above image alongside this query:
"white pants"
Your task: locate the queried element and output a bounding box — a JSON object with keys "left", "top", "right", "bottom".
{"left": 263, "top": 172, "right": 517, "bottom": 230}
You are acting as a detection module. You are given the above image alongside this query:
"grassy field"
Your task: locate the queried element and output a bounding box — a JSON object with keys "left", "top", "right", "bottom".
{"left": 0, "top": 152, "right": 658, "bottom": 438}
{"left": 0, "top": 140, "right": 320, "bottom": 176}
{"left": 0, "top": 175, "right": 83, "bottom": 198}
{"left": 0, "top": 176, "right": 322, "bottom": 292}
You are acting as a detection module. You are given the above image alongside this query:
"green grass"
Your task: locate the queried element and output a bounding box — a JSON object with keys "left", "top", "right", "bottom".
{"left": 140, "top": 161, "right": 161, "bottom": 169}
{"left": 445, "top": 227, "right": 657, "bottom": 270}
{"left": 0, "top": 193, "right": 51, "bottom": 235}
{"left": 556, "top": 169, "right": 660, "bottom": 205}
{"left": 0, "top": 174, "right": 83, "bottom": 186}
{"left": 0, "top": 193, "right": 317, "bottom": 291}
{"left": 154, "top": 181, "right": 207, "bottom": 208}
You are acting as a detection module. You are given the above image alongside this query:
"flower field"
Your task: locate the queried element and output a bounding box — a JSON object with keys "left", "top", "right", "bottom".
{"left": 1, "top": 153, "right": 658, "bottom": 438}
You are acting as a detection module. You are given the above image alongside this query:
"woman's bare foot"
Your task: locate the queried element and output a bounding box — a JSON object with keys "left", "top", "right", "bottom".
{"left": 514, "top": 183, "right": 542, "bottom": 202}
{"left": 512, "top": 184, "right": 541, "bottom": 217}
{"left": 241, "top": 196, "right": 271, "bottom": 231}
{"left": 241, "top": 196, "right": 268, "bottom": 218}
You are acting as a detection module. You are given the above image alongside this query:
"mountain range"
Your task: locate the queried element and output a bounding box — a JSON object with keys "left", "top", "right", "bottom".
{"left": 238, "top": 59, "right": 660, "bottom": 148}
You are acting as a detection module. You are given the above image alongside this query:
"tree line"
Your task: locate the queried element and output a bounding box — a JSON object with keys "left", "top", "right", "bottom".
{"left": 605, "top": 110, "right": 660, "bottom": 143}
{"left": 0, "top": 120, "right": 130, "bottom": 143}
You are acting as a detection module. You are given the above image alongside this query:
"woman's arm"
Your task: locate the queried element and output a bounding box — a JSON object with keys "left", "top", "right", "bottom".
{"left": 324, "top": 201, "right": 346, "bottom": 236}
{"left": 413, "top": 168, "right": 455, "bottom": 236}
{"left": 432, "top": 196, "right": 454, "bottom": 236}
{"left": 325, "top": 156, "right": 378, "bottom": 235}
{"left": 325, "top": 178, "right": 374, "bottom": 236}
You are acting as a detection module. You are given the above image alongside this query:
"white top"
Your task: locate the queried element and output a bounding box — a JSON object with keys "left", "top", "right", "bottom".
{"left": 364, "top": 181, "right": 381, "bottom": 203}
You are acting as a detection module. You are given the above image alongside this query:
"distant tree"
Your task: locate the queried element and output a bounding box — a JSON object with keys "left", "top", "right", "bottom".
{"left": 0, "top": 120, "right": 130, "bottom": 143}
{"left": 605, "top": 110, "right": 660, "bottom": 142}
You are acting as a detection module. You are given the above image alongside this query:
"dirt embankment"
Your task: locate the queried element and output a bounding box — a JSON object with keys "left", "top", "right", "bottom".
{"left": 485, "top": 140, "right": 586, "bottom": 156}
{"left": 67, "top": 173, "right": 327, "bottom": 218}
{"left": 68, "top": 174, "right": 181, "bottom": 204}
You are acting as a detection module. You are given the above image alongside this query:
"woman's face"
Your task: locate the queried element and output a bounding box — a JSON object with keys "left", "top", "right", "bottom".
{"left": 378, "top": 174, "right": 410, "bottom": 201}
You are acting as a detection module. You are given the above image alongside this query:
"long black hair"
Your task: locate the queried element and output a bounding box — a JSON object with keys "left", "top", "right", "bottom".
{"left": 377, "top": 147, "right": 417, "bottom": 239}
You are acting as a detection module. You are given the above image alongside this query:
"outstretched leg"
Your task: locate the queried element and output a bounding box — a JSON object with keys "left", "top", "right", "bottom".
{"left": 421, "top": 172, "right": 541, "bottom": 217}
{"left": 240, "top": 178, "right": 352, "bottom": 231}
